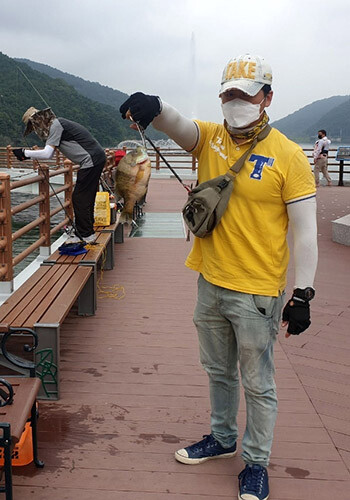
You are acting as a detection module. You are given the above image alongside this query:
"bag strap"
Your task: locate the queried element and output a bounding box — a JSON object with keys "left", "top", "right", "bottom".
{"left": 227, "top": 124, "right": 272, "bottom": 176}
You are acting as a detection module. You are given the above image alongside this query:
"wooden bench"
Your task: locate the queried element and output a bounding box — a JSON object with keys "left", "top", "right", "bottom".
{"left": 0, "top": 264, "right": 93, "bottom": 400}
{"left": 44, "top": 232, "right": 113, "bottom": 267}
{"left": 94, "top": 213, "right": 124, "bottom": 244}
{"left": 43, "top": 232, "right": 114, "bottom": 312}
{"left": 0, "top": 329, "right": 44, "bottom": 499}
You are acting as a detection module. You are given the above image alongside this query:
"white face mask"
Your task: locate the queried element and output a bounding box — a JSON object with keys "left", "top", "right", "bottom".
{"left": 221, "top": 98, "right": 265, "bottom": 129}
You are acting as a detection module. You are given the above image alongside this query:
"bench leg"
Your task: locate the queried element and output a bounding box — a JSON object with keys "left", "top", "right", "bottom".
{"left": 104, "top": 234, "right": 114, "bottom": 270}
{"left": 0, "top": 423, "right": 13, "bottom": 500}
{"left": 78, "top": 267, "right": 96, "bottom": 316}
{"left": 114, "top": 223, "right": 124, "bottom": 243}
{"left": 34, "top": 325, "right": 60, "bottom": 400}
{"left": 31, "top": 402, "right": 44, "bottom": 468}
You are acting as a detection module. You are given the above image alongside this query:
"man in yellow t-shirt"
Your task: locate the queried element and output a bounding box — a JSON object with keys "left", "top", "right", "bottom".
{"left": 120, "top": 54, "right": 318, "bottom": 500}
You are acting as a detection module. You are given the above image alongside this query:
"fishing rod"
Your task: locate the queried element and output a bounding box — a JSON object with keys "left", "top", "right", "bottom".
{"left": 16, "top": 64, "right": 51, "bottom": 108}
{"left": 16, "top": 63, "right": 191, "bottom": 240}
{"left": 15, "top": 63, "right": 119, "bottom": 242}
{"left": 23, "top": 138, "right": 80, "bottom": 238}
{"left": 132, "top": 121, "right": 192, "bottom": 193}
{"left": 132, "top": 122, "right": 193, "bottom": 241}
{"left": 145, "top": 134, "right": 192, "bottom": 193}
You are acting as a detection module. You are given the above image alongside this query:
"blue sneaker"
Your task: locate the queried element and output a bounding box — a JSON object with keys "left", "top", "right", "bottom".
{"left": 175, "top": 434, "right": 237, "bottom": 465}
{"left": 238, "top": 464, "right": 269, "bottom": 500}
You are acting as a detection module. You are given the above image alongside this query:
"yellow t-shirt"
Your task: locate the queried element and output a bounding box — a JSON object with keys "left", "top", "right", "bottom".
{"left": 185, "top": 122, "right": 316, "bottom": 296}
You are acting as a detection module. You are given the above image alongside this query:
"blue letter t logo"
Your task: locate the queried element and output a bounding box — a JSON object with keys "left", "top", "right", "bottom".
{"left": 249, "top": 154, "right": 275, "bottom": 180}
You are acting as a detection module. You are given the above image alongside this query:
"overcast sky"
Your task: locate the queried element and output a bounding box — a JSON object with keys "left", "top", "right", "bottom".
{"left": 1, "top": 0, "right": 349, "bottom": 123}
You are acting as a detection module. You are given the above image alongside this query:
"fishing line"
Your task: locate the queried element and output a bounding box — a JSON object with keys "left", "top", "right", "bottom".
{"left": 15, "top": 64, "right": 51, "bottom": 109}
{"left": 134, "top": 122, "right": 147, "bottom": 149}
{"left": 130, "top": 120, "right": 192, "bottom": 241}
{"left": 22, "top": 138, "right": 81, "bottom": 238}
{"left": 99, "top": 175, "right": 115, "bottom": 196}
{"left": 12, "top": 60, "right": 85, "bottom": 240}
{"left": 15, "top": 66, "right": 21, "bottom": 144}
{"left": 130, "top": 117, "right": 191, "bottom": 192}
{"left": 97, "top": 248, "right": 125, "bottom": 300}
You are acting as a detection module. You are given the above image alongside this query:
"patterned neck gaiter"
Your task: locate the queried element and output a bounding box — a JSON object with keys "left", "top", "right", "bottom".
{"left": 24, "top": 108, "right": 56, "bottom": 141}
{"left": 225, "top": 111, "right": 270, "bottom": 142}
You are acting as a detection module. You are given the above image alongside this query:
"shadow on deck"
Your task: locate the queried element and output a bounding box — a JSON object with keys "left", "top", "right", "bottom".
{"left": 12, "top": 179, "right": 350, "bottom": 499}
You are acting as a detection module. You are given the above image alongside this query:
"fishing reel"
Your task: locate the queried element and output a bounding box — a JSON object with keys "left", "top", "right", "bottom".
{"left": 64, "top": 225, "right": 75, "bottom": 237}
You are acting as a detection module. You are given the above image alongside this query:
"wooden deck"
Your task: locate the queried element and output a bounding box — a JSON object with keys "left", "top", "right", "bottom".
{"left": 11, "top": 179, "right": 350, "bottom": 499}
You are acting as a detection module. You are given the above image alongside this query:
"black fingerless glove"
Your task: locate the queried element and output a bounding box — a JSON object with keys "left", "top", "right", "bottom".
{"left": 282, "top": 297, "right": 311, "bottom": 335}
{"left": 119, "top": 92, "right": 161, "bottom": 129}
{"left": 12, "top": 148, "right": 27, "bottom": 161}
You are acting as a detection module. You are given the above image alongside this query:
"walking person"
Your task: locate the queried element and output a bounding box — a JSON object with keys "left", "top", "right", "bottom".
{"left": 120, "top": 54, "right": 318, "bottom": 500}
{"left": 313, "top": 129, "right": 332, "bottom": 187}
{"left": 12, "top": 107, "right": 106, "bottom": 243}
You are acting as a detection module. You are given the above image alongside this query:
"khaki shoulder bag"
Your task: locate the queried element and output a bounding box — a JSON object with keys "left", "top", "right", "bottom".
{"left": 182, "top": 125, "right": 271, "bottom": 238}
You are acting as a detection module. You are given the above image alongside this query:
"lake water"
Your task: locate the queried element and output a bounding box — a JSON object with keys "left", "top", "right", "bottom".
{"left": 12, "top": 192, "right": 63, "bottom": 276}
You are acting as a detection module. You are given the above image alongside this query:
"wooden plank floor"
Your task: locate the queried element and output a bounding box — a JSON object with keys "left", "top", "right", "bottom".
{"left": 11, "top": 179, "right": 350, "bottom": 499}
{"left": 280, "top": 184, "right": 350, "bottom": 480}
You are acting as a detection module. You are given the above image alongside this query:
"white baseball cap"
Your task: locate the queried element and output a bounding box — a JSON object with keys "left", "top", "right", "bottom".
{"left": 219, "top": 54, "right": 272, "bottom": 97}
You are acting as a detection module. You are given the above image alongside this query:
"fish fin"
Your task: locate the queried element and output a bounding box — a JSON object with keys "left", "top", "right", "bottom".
{"left": 119, "top": 210, "right": 134, "bottom": 225}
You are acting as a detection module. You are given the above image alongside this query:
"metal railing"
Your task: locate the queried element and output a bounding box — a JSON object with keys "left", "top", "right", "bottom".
{"left": 302, "top": 148, "right": 349, "bottom": 186}
{"left": 0, "top": 160, "right": 79, "bottom": 292}
{"left": 104, "top": 146, "right": 350, "bottom": 185}
{"left": 0, "top": 143, "right": 348, "bottom": 292}
{"left": 2, "top": 145, "right": 349, "bottom": 180}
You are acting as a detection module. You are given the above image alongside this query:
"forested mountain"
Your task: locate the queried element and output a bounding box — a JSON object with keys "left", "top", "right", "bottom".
{"left": 16, "top": 58, "right": 130, "bottom": 111}
{"left": 2, "top": 51, "right": 349, "bottom": 146}
{"left": 25, "top": 56, "right": 350, "bottom": 144}
{"left": 16, "top": 57, "right": 165, "bottom": 142}
{"left": 0, "top": 52, "right": 163, "bottom": 147}
{"left": 271, "top": 95, "right": 350, "bottom": 142}
{"left": 305, "top": 98, "right": 350, "bottom": 140}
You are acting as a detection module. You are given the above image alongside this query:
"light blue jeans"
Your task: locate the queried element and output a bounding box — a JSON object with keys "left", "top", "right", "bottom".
{"left": 193, "top": 274, "right": 284, "bottom": 466}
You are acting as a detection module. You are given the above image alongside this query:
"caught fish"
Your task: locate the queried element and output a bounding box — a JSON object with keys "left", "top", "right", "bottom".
{"left": 114, "top": 146, "right": 151, "bottom": 224}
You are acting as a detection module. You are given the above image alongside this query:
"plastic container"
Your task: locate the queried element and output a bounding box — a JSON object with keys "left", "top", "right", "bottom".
{"left": 0, "top": 422, "right": 33, "bottom": 466}
{"left": 94, "top": 192, "right": 111, "bottom": 226}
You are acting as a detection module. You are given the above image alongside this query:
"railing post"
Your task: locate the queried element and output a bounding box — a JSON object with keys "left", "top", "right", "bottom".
{"left": 0, "top": 173, "right": 13, "bottom": 293}
{"left": 55, "top": 149, "right": 60, "bottom": 167}
{"left": 155, "top": 149, "right": 160, "bottom": 170}
{"left": 105, "top": 149, "right": 113, "bottom": 170}
{"left": 6, "top": 146, "right": 12, "bottom": 169}
{"left": 39, "top": 164, "right": 51, "bottom": 257}
{"left": 64, "top": 160, "right": 74, "bottom": 224}
{"left": 338, "top": 159, "right": 344, "bottom": 187}
{"left": 191, "top": 155, "right": 197, "bottom": 172}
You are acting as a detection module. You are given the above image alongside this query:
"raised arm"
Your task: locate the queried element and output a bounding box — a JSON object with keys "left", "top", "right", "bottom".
{"left": 152, "top": 102, "right": 198, "bottom": 152}
{"left": 119, "top": 92, "right": 198, "bottom": 151}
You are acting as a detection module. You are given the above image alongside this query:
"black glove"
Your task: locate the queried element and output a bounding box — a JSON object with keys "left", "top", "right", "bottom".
{"left": 119, "top": 92, "right": 161, "bottom": 129}
{"left": 12, "top": 148, "right": 27, "bottom": 161}
{"left": 282, "top": 296, "right": 311, "bottom": 335}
